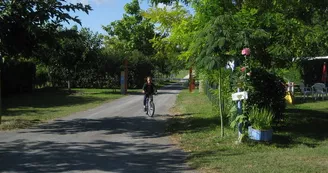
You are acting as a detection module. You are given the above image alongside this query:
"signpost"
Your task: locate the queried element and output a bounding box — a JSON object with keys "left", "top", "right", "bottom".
{"left": 120, "top": 59, "right": 128, "bottom": 95}
{"left": 232, "top": 89, "right": 248, "bottom": 142}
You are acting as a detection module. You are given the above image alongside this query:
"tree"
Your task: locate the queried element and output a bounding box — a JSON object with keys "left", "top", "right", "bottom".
{"left": 102, "top": 0, "right": 157, "bottom": 87}
{"left": 143, "top": 1, "right": 195, "bottom": 77}
{"left": 0, "top": 0, "right": 92, "bottom": 58}
{"left": 39, "top": 26, "right": 104, "bottom": 89}
{"left": 103, "top": 0, "right": 155, "bottom": 56}
{"left": 0, "top": 0, "right": 91, "bottom": 124}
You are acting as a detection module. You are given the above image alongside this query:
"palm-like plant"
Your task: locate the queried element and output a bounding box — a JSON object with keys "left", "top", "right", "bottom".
{"left": 248, "top": 106, "right": 274, "bottom": 130}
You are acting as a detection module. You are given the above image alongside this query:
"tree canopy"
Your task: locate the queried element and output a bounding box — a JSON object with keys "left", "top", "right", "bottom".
{"left": 148, "top": 0, "right": 328, "bottom": 70}
{"left": 0, "top": 0, "right": 91, "bottom": 57}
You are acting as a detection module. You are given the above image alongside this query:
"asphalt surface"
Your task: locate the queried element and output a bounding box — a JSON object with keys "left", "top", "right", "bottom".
{"left": 0, "top": 83, "right": 198, "bottom": 173}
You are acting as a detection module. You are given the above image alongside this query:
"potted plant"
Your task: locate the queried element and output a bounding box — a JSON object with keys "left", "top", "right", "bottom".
{"left": 247, "top": 106, "right": 274, "bottom": 141}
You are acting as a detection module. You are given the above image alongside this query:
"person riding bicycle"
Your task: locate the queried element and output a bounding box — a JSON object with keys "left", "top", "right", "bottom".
{"left": 142, "top": 76, "right": 157, "bottom": 111}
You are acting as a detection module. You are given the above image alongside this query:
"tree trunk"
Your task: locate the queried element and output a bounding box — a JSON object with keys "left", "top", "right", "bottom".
{"left": 67, "top": 80, "right": 71, "bottom": 92}
{"left": 0, "top": 58, "right": 2, "bottom": 124}
{"left": 219, "top": 67, "right": 224, "bottom": 137}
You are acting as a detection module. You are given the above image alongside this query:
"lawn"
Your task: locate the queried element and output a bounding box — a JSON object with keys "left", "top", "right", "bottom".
{"left": 0, "top": 88, "right": 125, "bottom": 130}
{"left": 168, "top": 90, "right": 328, "bottom": 173}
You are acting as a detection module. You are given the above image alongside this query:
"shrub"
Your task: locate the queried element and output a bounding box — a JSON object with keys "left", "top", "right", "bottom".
{"left": 245, "top": 67, "right": 286, "bottom": 121}
{"left": 248, "top": 106, "right": 274, "bottom": 130}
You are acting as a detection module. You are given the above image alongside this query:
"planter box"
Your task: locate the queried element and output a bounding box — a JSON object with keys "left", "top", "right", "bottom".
{"left": 248, "top": 126, "right": 273, "bottom": 141}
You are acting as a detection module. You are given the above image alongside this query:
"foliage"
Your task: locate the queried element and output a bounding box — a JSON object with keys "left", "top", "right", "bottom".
{"left": 39, "top": 26, "right": 105, "bottom": 88}
{"left": 102, "top": 0, "right": 160, "bottom": 87}
{"left": 0, "top": 0, "right": 91, "bottom": 58}
{"left": 227, "top": 104, "right": 248, "bottom": 129}
{"left": 247, "top": 106, "right": 274, "bottom": 130}
{"left": 143, "top": 2, "right": 196, "bottom": 62}
{"left": 103, "top": 0, "right": 155, "bottom": 56}
{"left": 151, "top": 0, "right": 328, "bottom": 70}
{"left": 244, "top": 67, "right": 286, "bottom": 121}
{"left": 2, "top": 59, "right": 36, "bottom": 96}
{"left": 35, "top": 64, "right": 49, "bottom": 88}
{"left": 275, "top": 63, "right": 302, "bottom": 84}
{"left": 205, "top": 69, "right": 232, "bottom": 110}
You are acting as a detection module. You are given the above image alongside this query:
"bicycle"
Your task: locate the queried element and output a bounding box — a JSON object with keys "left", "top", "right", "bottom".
{"left": 145, "top": 94, "right": 155, "bottom": 117}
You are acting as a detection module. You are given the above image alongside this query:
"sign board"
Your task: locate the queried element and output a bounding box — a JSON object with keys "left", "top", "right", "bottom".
{"left": 232, "top": 91, "right": 248, "bottom": 101}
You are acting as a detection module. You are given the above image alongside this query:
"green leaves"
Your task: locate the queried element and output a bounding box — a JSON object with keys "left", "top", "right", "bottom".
{"left": 248, "top": 106, "right": 274, "bottom": 130}
{"left": 103, "top": 0, "right": 155, "bottom": 56}
{"left": 0, "top": 0, "right": 92, "bottom": 58}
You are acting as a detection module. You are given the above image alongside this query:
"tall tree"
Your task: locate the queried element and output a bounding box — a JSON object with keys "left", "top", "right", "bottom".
{"left": 0, "top": 0, "right": 91, "bottom": 58}
{"left": 103, "top": 0, "right": 155, "bottom": 56}
{"left": 102, "top": 0, "right": 157, "bottom": 87}
{"left": 0, "top": 0, "right": 91, "bottom": 124}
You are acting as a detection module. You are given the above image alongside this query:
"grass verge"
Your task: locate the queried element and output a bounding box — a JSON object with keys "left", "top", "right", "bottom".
{"left": 1, "top": 88, "right": 124, "bottom": 130}
{"left": 168, "top": 89, "right": 328, "bottom": 173}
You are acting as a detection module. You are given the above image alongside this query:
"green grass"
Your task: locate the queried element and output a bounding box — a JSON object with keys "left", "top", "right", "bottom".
{"left": 1, "top": 88, "right": 124, "bottom": 130}
{"left": 168, "top": 90, "right": 328, "bottom": 173}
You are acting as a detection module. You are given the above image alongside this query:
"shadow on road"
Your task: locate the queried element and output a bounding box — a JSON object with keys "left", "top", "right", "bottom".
{"left": 0, "top": 82, "right": 197, "bottom": 173}
{"left": 0, "top": 139, "right": 194, "bottom": 173}
{"left": 21, "top": 116, "right": 170, "bottom": 139}
{"left": 0, "top": 113, "right": 197, "bottom": 172}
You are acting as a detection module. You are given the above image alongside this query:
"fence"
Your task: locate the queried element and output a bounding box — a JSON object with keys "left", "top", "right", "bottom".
{"left": 204, "top": 81, "right": 219, "bottom": 105}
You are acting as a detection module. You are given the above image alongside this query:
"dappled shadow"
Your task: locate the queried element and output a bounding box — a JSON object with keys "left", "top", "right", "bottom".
{"left": 0, "top": 139, "right": 195, "bottom": 173}
{"left": 271, "top": 108, "right": 328, "bottom": 148}
{"left": 20, "top": 116, "right": 172, "bottom": 139}
{"left": 2, "top": 89, "right": 120, "bottom": 117}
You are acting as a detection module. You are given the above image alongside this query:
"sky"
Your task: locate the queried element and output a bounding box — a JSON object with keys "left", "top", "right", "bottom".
{"left": 65, "top": 0, "right": 153, "bottom": 34}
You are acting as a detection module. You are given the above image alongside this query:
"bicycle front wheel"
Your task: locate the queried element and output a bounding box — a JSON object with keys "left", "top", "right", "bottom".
{"left": 148, "top": 101, "right": 155, "bottom": 117}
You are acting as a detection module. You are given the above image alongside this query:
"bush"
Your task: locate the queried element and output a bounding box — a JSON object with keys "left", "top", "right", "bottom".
{"left": 245, "top": 67, "right": 286, "bottom": 121}
{"left": 2, "top": 60, "right": 36, "bottom": 96}
{"left": 35, "top": 64, "right": 49, "bottom": 88}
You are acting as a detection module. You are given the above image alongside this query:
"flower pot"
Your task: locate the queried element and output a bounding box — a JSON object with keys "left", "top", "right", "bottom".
{"left": 248, "top": 126, "right": 273, "bottom": 141}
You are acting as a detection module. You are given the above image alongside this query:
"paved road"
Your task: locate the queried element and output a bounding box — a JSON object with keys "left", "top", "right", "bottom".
{"left": 0, "top": 83, "right": 197, "bottom": 173}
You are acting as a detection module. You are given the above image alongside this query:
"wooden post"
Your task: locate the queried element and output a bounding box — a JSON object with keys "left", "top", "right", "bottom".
{"left": 124, "top": 59, "right": 128, "bottom": 94}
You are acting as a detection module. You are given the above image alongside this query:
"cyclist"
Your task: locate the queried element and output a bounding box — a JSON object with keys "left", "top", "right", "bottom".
{"left": 142, "top": 76, "right": 157, "bottom": 111}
